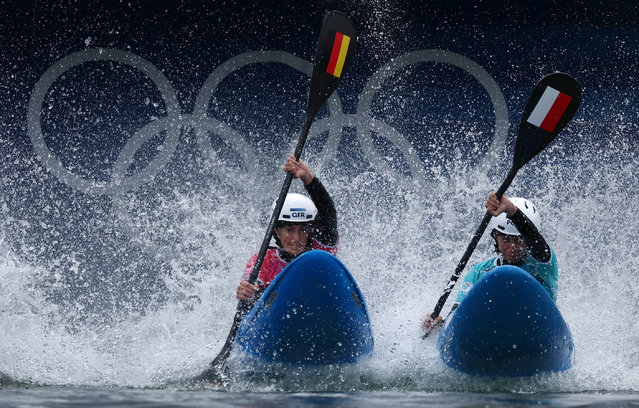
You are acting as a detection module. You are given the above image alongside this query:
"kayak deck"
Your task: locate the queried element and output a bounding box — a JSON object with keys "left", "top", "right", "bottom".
{"left": 235, "top": 250, "right": 374, "bottom": 364}
{"left": 437, "top": 265, "right": 573, "bottom": 376}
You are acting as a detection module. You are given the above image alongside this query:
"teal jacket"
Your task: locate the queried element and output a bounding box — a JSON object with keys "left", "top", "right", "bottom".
{"left": 455, "top": 250, "right": 559, "bottom": 303}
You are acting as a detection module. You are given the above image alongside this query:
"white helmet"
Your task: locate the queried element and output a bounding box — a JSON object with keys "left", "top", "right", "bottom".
{"left": 488, "top": 197, "right": 541, "bottom": 236}
{"left": 273, "top": 193, "right": 317, "bottom": 225}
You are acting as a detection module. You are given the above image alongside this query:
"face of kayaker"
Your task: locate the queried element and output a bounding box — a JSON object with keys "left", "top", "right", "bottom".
{"left": 275, "top": 224, "right": 312, "bottom": 256}
{"left": 496, "top": 234, "right": 527, "bottom": 264}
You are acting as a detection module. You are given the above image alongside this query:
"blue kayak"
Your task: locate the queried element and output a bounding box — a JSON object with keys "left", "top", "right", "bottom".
{"left": 235, "top": 250, "right": 374, "bottom": 364}
{"left": 437, "top": 265, "right": 573, "bottom": 376}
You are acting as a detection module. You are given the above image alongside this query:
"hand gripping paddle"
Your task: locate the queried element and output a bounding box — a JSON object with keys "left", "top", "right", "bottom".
{"left": 422, "top": 73, "right": 581, "bottom": 339}
{"left": 195, "top": 11, "right": 357, "bottom": 383}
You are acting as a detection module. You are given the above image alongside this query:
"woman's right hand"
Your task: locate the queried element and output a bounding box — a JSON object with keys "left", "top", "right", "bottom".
{"left": 283, "top": 154, "right": 314, "bottom": 185}
{"left": 236, "top": 280, "right": 260, "bottom": 300}
{"left": 421, "top": 314, "right": 444, "bottom": 332}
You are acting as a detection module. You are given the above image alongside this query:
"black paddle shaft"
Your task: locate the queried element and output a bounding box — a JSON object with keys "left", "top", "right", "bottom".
{"left": 198, "top": 11, "right": 357, "bottom": 382}
{"left": 430, "top": 169, "right": 516, "bottom": 319}
{"left": 247, "top": 116, "right": 313, "bottom": 284}
{"left": 205, "top": 116, "right": 314, "bottom": 377}
{"left": 429, "top": 169, "right": 516, "bottom": 320}
{"left": 423, "top": 73, "right": 582, "bottom": 338}
{"left": 249, "top": 10, "right": 357, "bottom": 285}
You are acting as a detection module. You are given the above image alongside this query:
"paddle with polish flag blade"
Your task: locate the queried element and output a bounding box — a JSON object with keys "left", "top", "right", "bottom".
{"left": 422, "top": 73, "right": 581, "bottom": 339}
{"left": 514, "top": 72, "right": 581, "bottom": 170}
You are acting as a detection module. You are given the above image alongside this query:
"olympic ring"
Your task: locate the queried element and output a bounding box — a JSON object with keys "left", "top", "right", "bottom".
{"left": 356, "top": 50, "right": 509, "bottom": 179}
{"left": 29, "top": 48, "right": 508, "bottom": 196}
{"left": 192, "top": 50, "right": 344, "bottom": 183}
{"left": 28, "top": 49, "right": 182, "bottom": 196}
{"left": 27, "top": 48, "right": 509, "bottom": 261}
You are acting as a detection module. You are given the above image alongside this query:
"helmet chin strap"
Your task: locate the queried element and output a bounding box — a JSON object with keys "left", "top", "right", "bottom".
{"left": 273, "top": 231, "right": 282, "bottom": 248}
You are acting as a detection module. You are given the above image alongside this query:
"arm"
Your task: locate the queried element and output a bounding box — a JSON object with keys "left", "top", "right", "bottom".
{"left": 508, "top": 209, "right": 551, "bottom": 263}
{"left": 486, "top": 192, "right": 551, "bottom": 263}
{"left": 422, "top": 263, "right": 482, "bottom": 332}
{"left": 237, "top": 255, "right": 265, "bottom": 304}
{"left": 283, "top": 154, "right": 338, "bottom": 246}
{"left": 305, "top": 177, "right": 338, "bottom": 246}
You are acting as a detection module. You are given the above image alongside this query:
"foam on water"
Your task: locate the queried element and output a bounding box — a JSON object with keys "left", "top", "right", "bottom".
{"left": 1, "top": 119, "right": 637, "bottom": 391}
{"left": 2, "top": 2, "right": 638, "bottom": 387}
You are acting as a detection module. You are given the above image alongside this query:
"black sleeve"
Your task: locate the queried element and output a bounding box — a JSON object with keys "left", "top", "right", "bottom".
{"left": 508, "top": 208, "right": 551, "bottom": 263}
{"left": 304, "top": 177, "right": 338, "bottom": 246}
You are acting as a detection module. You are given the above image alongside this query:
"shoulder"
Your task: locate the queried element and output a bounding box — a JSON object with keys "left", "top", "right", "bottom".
{"left": 312, "top": 238, "right": 339, "bottom": 255}
{"left": 526, "top": 248, "right": 558, "bottom": 268}
{"left": 463, "top": 258, "right": 498, "bottom": 284}
{"left": 242, "top": 248, "right": 281, "bottom": 274}
{"left": 521, "top": 249, "right": 558, "bottom": 283}
{"left": 244, "top": 248, "right": 279, "bottom": 264}
{"left": 471, "top": 258, "right": 498, "bottom": 273}
{"left": 244, "top": 253, "right": 259, "bottom": 269}
{"left": 242, "top": 253, "right": 259, "bottom": 280}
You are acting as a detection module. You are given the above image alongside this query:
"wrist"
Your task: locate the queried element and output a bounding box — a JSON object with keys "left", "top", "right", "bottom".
{"left": 302, "top": 172, "right": 314, "bottom": 185}
{"left": 505, "top": 203, "right": 518, "bottom": 217}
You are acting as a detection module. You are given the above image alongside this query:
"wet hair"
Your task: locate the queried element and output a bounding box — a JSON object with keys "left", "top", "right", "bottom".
{"left": 490, "top": 229, "right": 500, "bottom": 253}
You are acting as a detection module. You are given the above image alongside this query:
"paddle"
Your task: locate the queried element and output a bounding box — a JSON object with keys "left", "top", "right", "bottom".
{"left": 422, "top": 72, "right": 581, "bottom": 339}
{"left": 196, "top": 11, "right": 357, "bottom": 383}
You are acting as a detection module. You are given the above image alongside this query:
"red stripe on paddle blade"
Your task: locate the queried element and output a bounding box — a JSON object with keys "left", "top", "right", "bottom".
{"left": 540, "top": 92, "right": 573, "bottom": 133}
{"left": 326, "top": 32, "right": 344, "bottom": 76}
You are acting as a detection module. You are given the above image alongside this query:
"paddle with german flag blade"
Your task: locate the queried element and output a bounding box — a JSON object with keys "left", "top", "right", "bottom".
{"left": 308, "top": 12, "right": 356, "bottom": 118}
{"left": 194, "top": 11, "right": 357, "bottom": 383}
{"left": 422, "top": 73, "right": 581, "bottom": 339}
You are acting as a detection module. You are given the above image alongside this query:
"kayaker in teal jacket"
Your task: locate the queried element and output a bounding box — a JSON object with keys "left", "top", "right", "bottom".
{"left": 423, "top": 192, "right": 558, "bottom": 331}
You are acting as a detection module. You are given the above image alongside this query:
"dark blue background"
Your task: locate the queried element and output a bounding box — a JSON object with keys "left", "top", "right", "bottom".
{"left": 2, "top": 0, "right": 638, "bottom": 325}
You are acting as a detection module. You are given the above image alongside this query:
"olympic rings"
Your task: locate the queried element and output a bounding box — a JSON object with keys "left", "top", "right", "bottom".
{"left": 28, "top": 48, "right": 508, "bottom": 197}
{"left": 27, "top": 47, "right": 510, "bottom": 261}
{"left": 357, "top": 50, "right": 509, "bottom": 179}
